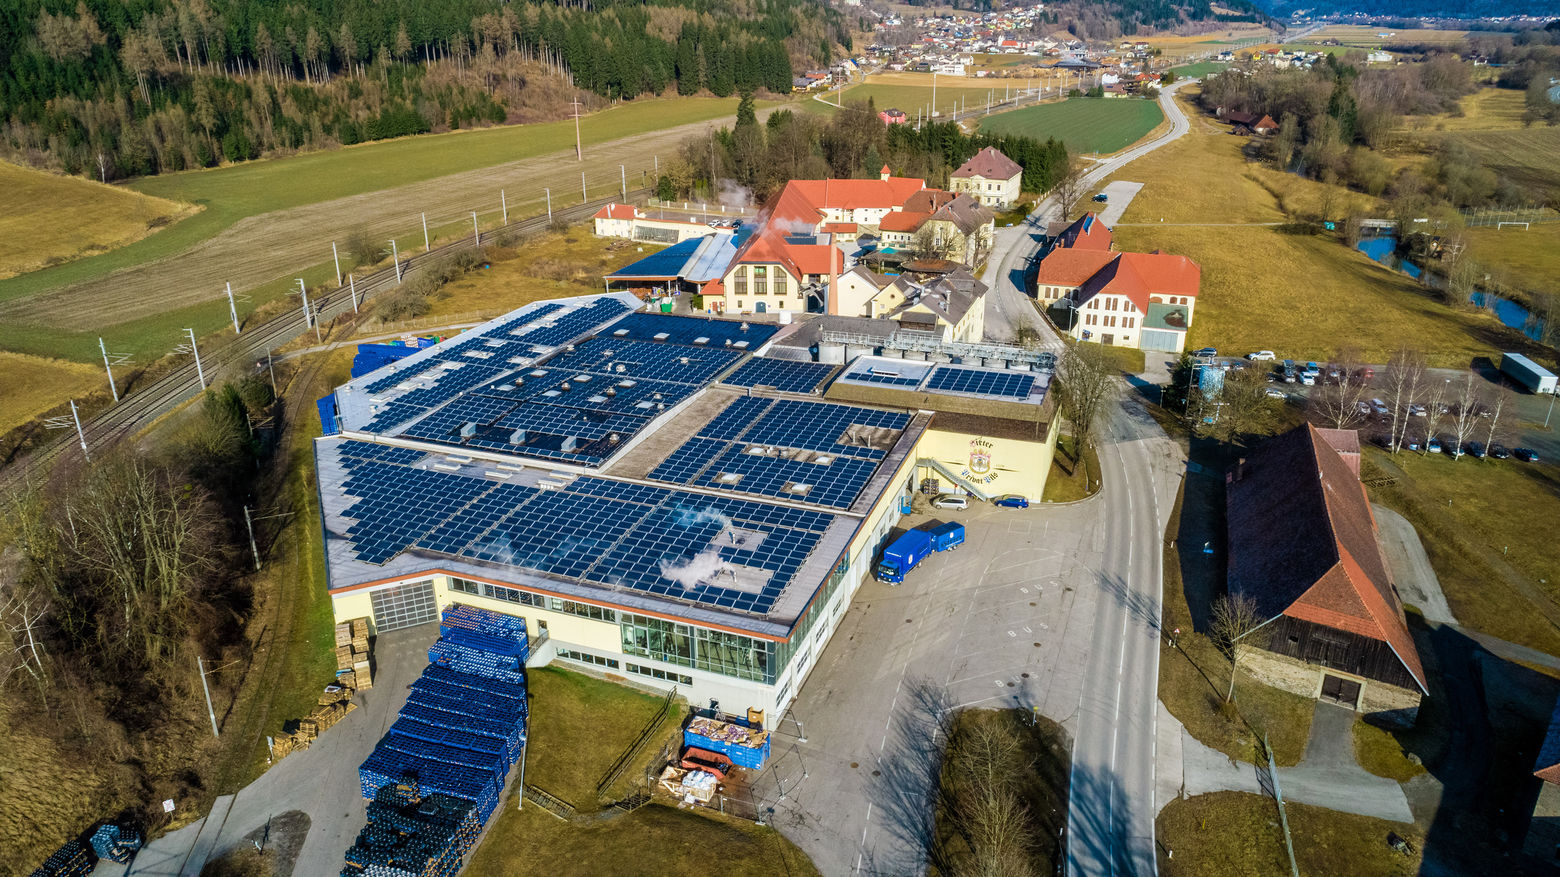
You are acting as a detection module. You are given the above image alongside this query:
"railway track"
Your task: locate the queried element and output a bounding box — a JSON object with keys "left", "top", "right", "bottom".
{"left": 0, "top": 189, "right": 650, "bottom": 490}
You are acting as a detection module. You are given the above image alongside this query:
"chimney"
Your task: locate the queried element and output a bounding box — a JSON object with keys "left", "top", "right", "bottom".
{"left": 880, "top": 164, "right": 892, "bottom": 182}
{"left": 827, "top": 249, "right": 842, "bottom": 316}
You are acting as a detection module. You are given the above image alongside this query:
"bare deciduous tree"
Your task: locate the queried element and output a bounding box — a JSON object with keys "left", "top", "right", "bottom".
{"left": 1056, "top": 342, "right": 1114, "bottom": 455}
{"left": 1421, "top": 377, "right": 1450, "bottom": 453}
{"left": 1483, "top": 381, "right": 1512, "bottom": 452}
{"left": 1310, "top": 349, "right": 1370, "bottom": 430}
{"left": 1211, "top": 592, "right": 1262, "bottom": 703}
{"left": 1194, "top": 366, "right": 1274, "bottom": 444}
{"left": 1049, "top": 158, "right": 1087, "bottom": 222}
{"left": 1383, "top": 347, "right": 1426, "bottom": 452}
{"left": 1448, "top": 372, "right": 1481, "bottom": 460}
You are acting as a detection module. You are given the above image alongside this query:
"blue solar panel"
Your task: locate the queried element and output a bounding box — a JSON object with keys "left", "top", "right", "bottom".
{"left": 724, "top": 358, "right": 838, "bottom": 394}
{"left": 603, "top": 313, "right": 777, "bottom": 348}
{"left": 338, "top": 441, "right": 426, "bottom": 466}
{"left": 692, "top": 446, "right": 877, "bottom": 510}
{"left": 546, "top": 338, "right": 744, "bottom": 386}
{"left": 416, "top": 483, "right": 538, "bottom": 556}
{"left": 698, "top": 396, "right": 773, "bottom": 441}
{"left": 925, "top": 365, "right": 1035, "bottom": 399}
{"left": 648, "top": 438, "right": 728, "bottom": 485}
{"left": 846, "top": 369, "right": 923, "bottom": 387}
{"left": 340, "top": 461, "right": 496, "bottom": 564}
{"left": 360, "top": 402, "right": 431, "bottom": 433}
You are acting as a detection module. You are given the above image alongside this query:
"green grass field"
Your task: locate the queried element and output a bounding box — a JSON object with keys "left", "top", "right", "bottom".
{"left": 0, "top": 96, "right": 750, "bottom": 304}
{"left": 979, "top": 98, "right": 1165, "bottom": 155}
{"left": 1169, "top": 61, "right": 1229, "bottom": 78}
{"left": 1158, "top": 792, "right": 1424, "bottom": 876}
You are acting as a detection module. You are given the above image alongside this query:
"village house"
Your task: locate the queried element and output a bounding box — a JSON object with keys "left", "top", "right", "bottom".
{"left": 1035, "top": 213, "right": 1199, "bottom": 352}
{"left": 592, "top": 203, "right": 731, "bottom": 245}
{"left": 1226, "top": 425, "right": 1428, "bottom": 728}
{"left": 950, "top": 146, "right": 1023, "bottom": 208}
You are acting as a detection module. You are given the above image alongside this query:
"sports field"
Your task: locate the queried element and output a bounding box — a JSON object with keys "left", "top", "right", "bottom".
{"left": 0, "top": 162, "right": 194, "bottom": 280}
{"left": 1169, "top": 61, "right": 1228, "bottom": 78}
{"left": 808, "top": 75, "right": 1060, "bottom": 119}
{"left": 979, "top": 98, "right": 1165, "bottom": 155}
{"left": 1304, "top": 24, "right": 1475, "bottom": 47}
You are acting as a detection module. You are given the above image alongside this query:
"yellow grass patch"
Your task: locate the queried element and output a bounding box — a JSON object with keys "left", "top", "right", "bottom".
{"left": 1307, "top": 24, "right": 1471, "bottom": 46}
{"left": 1417, "top": 87, "right": 1528, "bottom": 132}
{"left": 1108, "top": 99, "right": 1525, "bottom": 366}
{"left": 0, "top": 352, "right": 104, "bottom": 434}
{"left": 0, "top": 161, "right": 195, "bottom": 280}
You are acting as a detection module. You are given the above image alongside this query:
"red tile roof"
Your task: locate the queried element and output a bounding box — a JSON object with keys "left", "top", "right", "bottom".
{"left": 879, "top": 211, "right": 930, "bottom": 233}
{"left": 1227, "top": 425, "right": 1427, "bottom": 694}
{"left": 953, "top": 146, "right": 1022, "bottom": 181}
{"left": 822, "top": 222, "right": 859, "bottom": 234}
{"left": 594, "top": 203, "right": 638, "bottom": 221}
{"left": 729, "top": 228, "right": 841, "bottom": 280}
{"left": 771, "top": 177, "right": 927, "bottom": 230}
{"left": 1534, "top": 697, "right": 1560, "bottom": 784}
{"left": 1055, "top": 213, "right": 1113, "bottom": 250}
{"left": 1073, "top": 251, "right": 1200, "bottom": 313}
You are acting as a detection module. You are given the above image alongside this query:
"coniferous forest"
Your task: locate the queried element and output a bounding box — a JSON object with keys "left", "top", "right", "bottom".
{"left": 0, "top": 0, "right": 852, "bottom": 180}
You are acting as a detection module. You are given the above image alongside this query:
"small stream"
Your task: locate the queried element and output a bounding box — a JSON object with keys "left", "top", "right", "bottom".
{"left": 1355, "top": 236, "right": 1545, "bottom": 342}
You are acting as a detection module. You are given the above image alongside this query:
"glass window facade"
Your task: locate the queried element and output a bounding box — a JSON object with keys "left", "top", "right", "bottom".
{"left": 449, "top": 578, "right": 615, "bottom": 622}
{"left": 557, "top": 648, "right": 619, "bottom": 669}
{"left": 625, "top": 663, "right": 693, "bottom": 686}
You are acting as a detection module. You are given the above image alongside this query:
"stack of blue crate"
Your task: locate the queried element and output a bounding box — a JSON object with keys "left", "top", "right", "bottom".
{"left": 349, "top": 605, "right": 531, "bottom": 873}
{"left": 28, "top": 840, "right": 93, "bottom": 877}
{"left": 88, "top": 823, "right": 142, "bottom": 863}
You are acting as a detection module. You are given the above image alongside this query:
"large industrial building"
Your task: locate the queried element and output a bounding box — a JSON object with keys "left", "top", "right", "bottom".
{"left": 314, "top": 293, "right": 1057, "bottom": 720}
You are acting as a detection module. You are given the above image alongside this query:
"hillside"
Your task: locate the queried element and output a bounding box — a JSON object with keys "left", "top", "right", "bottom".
{"left": 1252, "top": 0, "right": 1560, "bottom": 18}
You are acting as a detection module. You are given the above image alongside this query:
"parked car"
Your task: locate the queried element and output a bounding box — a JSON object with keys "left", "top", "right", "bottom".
{"left": 1265, "top": 387, "right": 1287, "bottom": 399}
{"left": 1247, "top": 350, "right": 1277, "bottom": 361}
{"left": 1370, "top": 398, "right": 1389, "bottom": 416}
{"left": 1426, "top": 437, "right": 1442, "bottom": 454}
{"left": 1093, "top": 192, "right": 1109, "bottom": 202}
{"left": 1194, "top": 347, "right": 1218, "bottom": 358}
{"left": 993, "top": 494, "right": 1029, "bottom": 509}
{"left": 1490, "top": 444, "right": 1512, "bottom": 459}
{"left": 1299, "top": 372, "right": 1317, "bottom": 386}
{"left": 1404, "top": 438, "right": 1423, "bottom": 451}
{"left": 1325, "top": 365, "right": 1343, "bottom": 383}
{"left": 1515, "top": 447, "right": 1541, "bottom": 462}
{"left": 1355, "top": 400, "right": 1372, "bottom": 416}
{"left": 1466, "top": 441, "right": 1486, "bottom": 459}
{"left": 1355, "top": 366, "right": 1375, "bottom": 381}
{"left": 1303, "top": 361, "right": 1321, "bottom": 376}
{"left": 1408, "top": 404, "right": 1427, "bottom": 418}
{"left": 931, "top": 493, "right": 969, "bottom": 510}
{"left": 1445, "top": 442, "right": 1463, "bottom": 459}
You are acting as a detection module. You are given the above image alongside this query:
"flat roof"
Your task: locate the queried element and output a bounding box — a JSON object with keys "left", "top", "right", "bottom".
{"left": 318, "top": 296, "right": 930, "bottom": 638}
{"left": 834, "top": 355, "right": 1051, "bottom": 405}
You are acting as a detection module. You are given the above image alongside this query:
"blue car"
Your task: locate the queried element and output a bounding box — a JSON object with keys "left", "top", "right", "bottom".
{"left": 993, "top": 494, "right": 1030, "bottom": 509}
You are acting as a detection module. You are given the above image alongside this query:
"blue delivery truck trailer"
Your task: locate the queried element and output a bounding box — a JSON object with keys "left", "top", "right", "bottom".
{"left": 875, "top": 522, "right": 965, "bottom": 584}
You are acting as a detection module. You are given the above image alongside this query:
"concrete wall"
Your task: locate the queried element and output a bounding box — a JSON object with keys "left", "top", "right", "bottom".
{"left": 1236, "top": 643, "right": 1421, "bottom": 728}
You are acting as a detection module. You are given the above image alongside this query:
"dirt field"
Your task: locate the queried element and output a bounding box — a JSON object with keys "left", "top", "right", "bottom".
{"left": 0, "top": 352, "right": 105, "bottom": 434}
{"left": 0, "top": 162, "right": 194, "bottom": 280}
{"left": 0, "top": 111, "right": 753, "bottom": 343}
{"left": 1305, "top": 24, "right": 1476, "bottom": 47}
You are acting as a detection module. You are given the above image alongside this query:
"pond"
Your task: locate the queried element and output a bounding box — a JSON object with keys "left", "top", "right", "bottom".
{"left": 1355, "top": 236, "right": 1545, "bottom": 342}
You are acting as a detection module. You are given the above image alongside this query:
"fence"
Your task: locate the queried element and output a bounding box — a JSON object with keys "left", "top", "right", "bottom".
{"left": 1459, "top": 207, "right": 1560, "bottom": 228}
{"left": 595, "top": 686, "right": 678, "bottom": 799}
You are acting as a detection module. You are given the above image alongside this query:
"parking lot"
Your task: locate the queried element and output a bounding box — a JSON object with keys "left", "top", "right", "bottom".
{"left": 751, "top": 497, "right": 1110, "bottom": 876}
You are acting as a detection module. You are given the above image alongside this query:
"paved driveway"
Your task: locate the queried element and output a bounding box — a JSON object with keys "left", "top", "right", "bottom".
{"left": 758, "top": 499, "right": 1108, "bottom": 875}
{"left": 1374, "top": 503, "right": 1456, "bottom": 626}
{"left": 1094, "top": 181, "right": 1144, "bottom": 227}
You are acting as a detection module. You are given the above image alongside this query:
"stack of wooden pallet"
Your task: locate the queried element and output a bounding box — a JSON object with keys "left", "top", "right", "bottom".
{"left": 273, "top": 685, "right": 358, "bottom": 759}
{"left": 334, "top": 617, "right": 373, "bottom": 690}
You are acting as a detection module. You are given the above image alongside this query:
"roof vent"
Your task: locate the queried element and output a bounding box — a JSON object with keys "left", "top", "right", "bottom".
{"left": 679, "top": 357, "right": 691, "bottom": 365}
{"left": 694, "top": 336, "right": 710, "bottom": 345}
{"left": 510, "top": 429, "right": 528, "bottom": 444}
{"left": 654, "top": 332, "right": 671, "bottom": 342}
{"left": 609, "top": 433, "right": 621, "bottom": 443}
{"left": 460, "top": 422, "right": 477, "bottom": 439}
{"left": 613, "top": 329, "right": 630, "bottom": 337}
{"left": 561, "top": 437, "right": 578, "bottom": 452}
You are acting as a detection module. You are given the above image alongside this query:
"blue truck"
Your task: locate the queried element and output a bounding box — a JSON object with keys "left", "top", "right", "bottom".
{"left": 875, "top": 522, "right": 965, "bottom": 584}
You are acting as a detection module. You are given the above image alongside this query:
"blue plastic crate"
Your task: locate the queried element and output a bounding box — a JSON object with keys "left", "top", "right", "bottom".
{"left": 420, "top": 665, "right": 526, "bottom": 702}
{"left": 427, "top": 641, "right": 525, "bottom": 684}
{"left": 389, "top": 717, "right": 507, "bottom": 758}
{"left": 441, "top": 604, "right": 528, "bottom": 639}
{"left": 411, "top": 675, "right": 526, "bottom": 720}
{"left": 405, "top": 685, "right": 527, "bottom": 724}
{"left": 380, "top": 732, "right": 509, "bottom": 776}
{"left": 438, "top": 625, "right": 529, "bottom": 660}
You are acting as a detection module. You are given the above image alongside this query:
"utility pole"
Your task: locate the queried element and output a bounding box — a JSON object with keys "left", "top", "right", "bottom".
{"left": 225, "top": 282, "right": 241, "bottom": 334}
{"left": 298, "top": 279, "right": 311, "bottom": 327}
{"left": 244, "top": 505, "right": 261, "bottom": 571}
{"left": 332, "top": 241, "right": 342, "bottom": 285}
{"left": 185, "top": 328, "right": 206, "bottom": 389}
{"left": 197, "top": 655, "right": 219, "bottom": 737}
{"left": 572, "top": 98, "right": 583, "bottom": 161}
{"left": 390, "top": 240, "right": 402, "bottom": 283}
{"left": 932, "top": 70, "right": 937, "bottom": 117}
{"left": 267, "top": 351, "right": 275, "bottom": 395}
{"left": 472, "top": 211, "right": 479, "bottom": 246}
{"left": 69, "top": 399, "right": 88, "bottom": 459}
{"left": 348, "top": 274, "right": 359, "bottom": 312}
{"left": 99, "top": 337, "right": 119, "bottom": 402}
{"left": 620, "top": 165, "right": 626, "bottom": 199}
{"left": 501, "top": 189, "right": 508, "bottom": 224}
{"left": 581, "top": 171, "right": 587, "bottom": 203}
{"left": 422, "top": 213, "right": 430, "bottom": 252}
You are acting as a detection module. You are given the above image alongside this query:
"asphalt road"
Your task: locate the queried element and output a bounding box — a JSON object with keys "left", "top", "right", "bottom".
{"left": 977, "top": 80, "right": 1196, "bottom": 877}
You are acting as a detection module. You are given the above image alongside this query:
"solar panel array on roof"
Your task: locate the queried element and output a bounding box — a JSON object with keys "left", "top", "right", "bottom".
{"left": 924, "top": 365, "right": 1035, "bottom": 400}
{"left": 604, "top": 312, "right": 776, "bottom": 348}
{"left": 723, "top": 358, "right": 839, "bottom": 395}
{"left": 647, "top": 396, "right": 909, "bottom": 509}
{"left": 325, "top": 441, "right": 835, "bottom": 615}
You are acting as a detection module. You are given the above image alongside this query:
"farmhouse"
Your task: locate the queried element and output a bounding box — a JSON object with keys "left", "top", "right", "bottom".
{"left": 950, "top": 146, "right": 1023, "bottom": 208}
{"left": 1226, "top": 425, "right": 1428, "bottom": 728}
{"left": 1035, "top": 213, "right": 1199, "bottom": 353}
{"left": 314, "top": 294, "right": 1058, "bottom": 722}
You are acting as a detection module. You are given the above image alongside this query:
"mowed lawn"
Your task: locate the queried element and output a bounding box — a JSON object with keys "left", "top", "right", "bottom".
{"left": 0, "top": 161, "right": 194, "bottom": 279}
{"left": 809, "top": 80, "right": 1018, "bottom": 118}
{"left": 1106, "top": 104, "right": 1532, "bottom": 366}
{"left": 980, "top": 98, "right": 1164, "bottom": 154}
{"left": 1158, "top": 792, "right": 1423, "bottom": 876}
{"left": 0, "top": 96, "right": 748, "bottom": 302}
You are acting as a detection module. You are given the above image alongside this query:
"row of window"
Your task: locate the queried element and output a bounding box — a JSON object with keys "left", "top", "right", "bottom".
{"left": 557, "top": 647, "right": 619, "bottom": 669}
{"left": 449, "top": 578, "right": 618, "bottom": 623}
{"left": 625, "top": 663, "right": 693, "bottom": 686}
{"left": 1083, "top": 314, "right": 1136, "bottom": 329}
